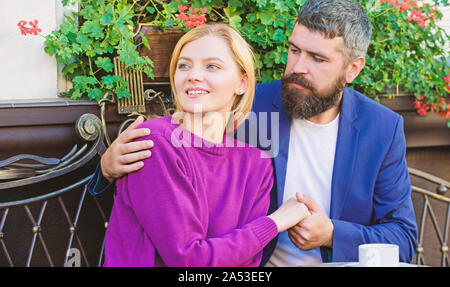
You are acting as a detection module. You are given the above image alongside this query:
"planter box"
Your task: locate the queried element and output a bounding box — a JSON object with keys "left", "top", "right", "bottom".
{"left": 134, "top": 24, "right": 185, "bottom": 83}
{"left": 376, "top": 94, "right": 450, "bottom": 148}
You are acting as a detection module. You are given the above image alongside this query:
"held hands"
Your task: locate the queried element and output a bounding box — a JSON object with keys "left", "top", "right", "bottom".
{"left": 268, "top": 192, "right": 311, "bottom": 233}
{"left": 101, "top": 116, "right": 154, "bottom": 182}
{"left": 287, "top": 193, "right": 334, "bottom": 250}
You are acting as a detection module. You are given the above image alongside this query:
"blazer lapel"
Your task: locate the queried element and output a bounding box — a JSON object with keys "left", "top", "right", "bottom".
{"left": 330, "top": 88, "right": 360, "bottom": 219}
{"left": 270, "top": 85, "right": 291, "bottom": 208}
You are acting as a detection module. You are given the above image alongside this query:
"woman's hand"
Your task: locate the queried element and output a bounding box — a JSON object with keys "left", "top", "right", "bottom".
{"left": 267, "top": 192, "right": 311, "bottom": 233}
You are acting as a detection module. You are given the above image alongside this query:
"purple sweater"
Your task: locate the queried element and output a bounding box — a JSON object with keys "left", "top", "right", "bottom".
{"left": 103, "top": 116, "right": 278, "bottom": 267}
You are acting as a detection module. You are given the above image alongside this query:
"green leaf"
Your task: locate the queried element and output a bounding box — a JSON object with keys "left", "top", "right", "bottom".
{"left": 101, "top": 75, "right": 122, "bottom": 89}
{"left": 272, "top": 28, "right": 284, "bottom": 42}
{"left": 146, "top": 6, "right": 156, "bottom": 14}
{"left": 60, "top": 21, "right": 77, "bottom": 35}
{"left": 73, "top": 76, "right": 98, "bottom": 89}
{"left": 164, "top": 19, "right": 177, "bottom": 27}
{"left": 229, "top": 15, "right": 242, "bottom": 28}
{"left": 118, "top": 43, "right": 139, "bottom": 66}
{"left": 62, "top": 62, "right": 79, "bottom": 75}
{"left": 100, "top": 6, "right": 114, "bottom": 25}
{"left": 228, "top": 0, "right": 243, "bottom": 8}
{"left": 95, "top": 57, "right": 114, "bottom": 73}
{"left": 88, "top": 88, "right": 104, "bottom": 100}
{"left": 70, "top": 88, "right": 83, "bottom": 100}
{"left": 140, "top": 33, "right": 151, "bottom": 50}
{"left": 115, "top": 86, "right": 130, "bottom": 99}
{"left": 82, "top": 20, "right": 104, "bottom": 40}
{"left": 76, "top": 34, "right": 92, "bottom": 51}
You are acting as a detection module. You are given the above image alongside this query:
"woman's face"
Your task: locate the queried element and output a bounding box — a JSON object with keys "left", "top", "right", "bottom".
{"left": 174, "top": 35, "right": 247, "bottom": 117}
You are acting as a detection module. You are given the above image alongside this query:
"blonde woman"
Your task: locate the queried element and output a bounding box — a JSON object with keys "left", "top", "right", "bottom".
{"left": 103, "top": 23, "right": 309, "bottom": 267}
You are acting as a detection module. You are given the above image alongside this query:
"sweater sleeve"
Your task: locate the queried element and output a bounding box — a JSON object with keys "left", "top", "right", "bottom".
{"left": 118, "top": 133, "right": 278, "bottom": 267}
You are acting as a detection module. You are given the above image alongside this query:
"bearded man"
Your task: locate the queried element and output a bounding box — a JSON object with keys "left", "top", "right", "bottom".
{"left": 88, "top": 0, "right": 417, "bottom": 266}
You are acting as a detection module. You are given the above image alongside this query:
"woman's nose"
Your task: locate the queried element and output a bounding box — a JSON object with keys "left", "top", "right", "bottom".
{"left": 187, "top": 66, "right": 204, "bottom": 82}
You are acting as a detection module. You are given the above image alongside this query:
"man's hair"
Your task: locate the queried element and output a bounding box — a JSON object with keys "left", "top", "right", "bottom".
{"left": 297, "top": 0, "right": 372, "bottom": 63}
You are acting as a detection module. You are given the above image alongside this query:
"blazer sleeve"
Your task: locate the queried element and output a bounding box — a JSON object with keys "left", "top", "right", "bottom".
{"left": 330, "top": 116, "right": 417, "bottom": 263}
{"left": 119, "top": 133, "right": 278, "bottom": 267}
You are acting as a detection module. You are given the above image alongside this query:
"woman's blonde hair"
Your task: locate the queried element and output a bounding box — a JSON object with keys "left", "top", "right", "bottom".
{"left": 169, "top": 23, "right": 256, "bottom": 130}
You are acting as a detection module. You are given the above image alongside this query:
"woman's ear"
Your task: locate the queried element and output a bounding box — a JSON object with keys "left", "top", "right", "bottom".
{"left": 345, "top": 57, "right": 365, "bottom": 84}
{"left": 236, "top": 73, "right": 249, "bottom": 95}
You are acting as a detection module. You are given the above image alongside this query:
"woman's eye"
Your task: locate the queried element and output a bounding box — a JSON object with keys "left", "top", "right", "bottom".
{"left": 178, "top": 63, "right": 189, "bottom": 69}
{"left": 207, "top": 64, "right": 219, "bottom": 70}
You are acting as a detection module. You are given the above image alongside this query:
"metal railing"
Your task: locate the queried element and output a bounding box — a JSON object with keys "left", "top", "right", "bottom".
{"left": 0, "top": 113, "right": 109, "bottom": 266}
{"left": 409, "top": 167, "right": 450, "bottom": 267}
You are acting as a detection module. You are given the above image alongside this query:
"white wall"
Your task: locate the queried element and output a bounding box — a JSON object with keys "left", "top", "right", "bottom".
{"left": 439, "top": 5, "right": 450, "bottom": 55}
{"left": 0, "top": 0, "right": 75, "bottom": 101}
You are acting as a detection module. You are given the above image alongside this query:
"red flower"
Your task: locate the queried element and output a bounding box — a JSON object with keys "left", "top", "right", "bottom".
{"left": 176, "top": 5, "right": 208, "bottom": 30}
{"left": 416, "top": 107, "right": 427, "bottom": 116}
{"left": 28, "top": 20, "right": 42, "bottom": 35}
{"left": 17, "top": 20, "right": 30, "bottom": 35}
{"left": 413, "top": 100, "right": 421, "bottom": 109}
{"left": 444, "top": 74, "right": 450, "bottom": 84}
{"left": 431, "top": 104, "right": 437, "bottom": 113}
{"left": 400, "top": 0, "right": 414, "bottom": 12}
{"left": 184, "top": 21, "right": 196, "bottom": 29}
{"left": 177, "top": 12, "right": 188, "bottom": 21}
{"left": 17, "top": 19, "right": 41, "bottom": 36}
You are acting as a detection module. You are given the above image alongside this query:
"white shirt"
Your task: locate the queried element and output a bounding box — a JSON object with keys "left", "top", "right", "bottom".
{"left": 266, "top": 114, "right": 339, "bottom": 267}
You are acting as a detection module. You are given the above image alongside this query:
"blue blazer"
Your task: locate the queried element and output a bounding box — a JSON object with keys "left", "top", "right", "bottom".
{"left": 249, "top": 80, "right": 417, "bottom": 265}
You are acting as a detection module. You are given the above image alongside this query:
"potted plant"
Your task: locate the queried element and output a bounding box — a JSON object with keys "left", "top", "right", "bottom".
{"left": 44, "top": 0, "right": 154, "bottom": 101}
{"left": 352, "top": 0, "right": 450, "bottom": 128}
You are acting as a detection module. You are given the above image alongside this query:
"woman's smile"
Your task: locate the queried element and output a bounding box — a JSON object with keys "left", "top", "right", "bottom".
{"left": 186, "top": 87, "right": 210, "bottom": 98}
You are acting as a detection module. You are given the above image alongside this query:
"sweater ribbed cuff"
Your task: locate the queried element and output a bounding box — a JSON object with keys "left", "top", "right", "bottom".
{"left": 251, "top": 216, "right": 279, "bottom": 249}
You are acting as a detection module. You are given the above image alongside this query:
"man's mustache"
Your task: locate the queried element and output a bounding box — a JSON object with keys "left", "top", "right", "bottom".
{"left": 282, "top": 73, "right": 314, "bottom": 90}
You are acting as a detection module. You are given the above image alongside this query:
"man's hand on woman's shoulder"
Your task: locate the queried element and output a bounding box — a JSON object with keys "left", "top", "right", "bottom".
{"left": 101, "top": 116, "right": 154, "bottom": 182}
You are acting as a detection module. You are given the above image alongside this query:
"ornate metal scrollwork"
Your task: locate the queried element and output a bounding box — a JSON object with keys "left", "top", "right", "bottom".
{"left": 0, "top": 113, "right": 110, "bottom": 267}
{"left": 0, "top": 113, "right": 105, "bottom": 190}
{"left": 76, "top": 113, "right": 103, "bottom": 142}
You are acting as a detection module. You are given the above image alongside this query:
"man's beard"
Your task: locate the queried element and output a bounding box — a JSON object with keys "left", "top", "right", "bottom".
{"left": 281, "top": 72, "right": 346, "bottom": 119}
